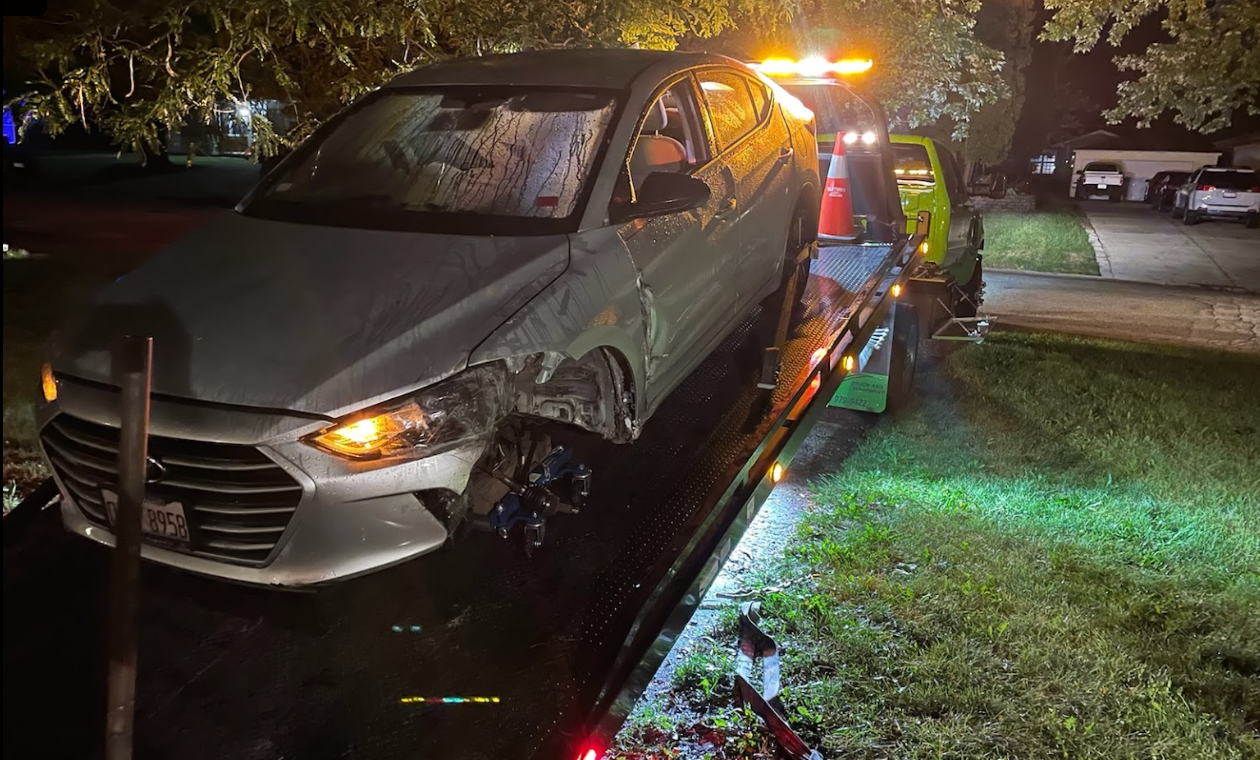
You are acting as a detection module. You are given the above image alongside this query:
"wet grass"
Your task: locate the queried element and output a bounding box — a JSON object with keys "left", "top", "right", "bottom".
{"left": 983, "top": 206, "right": 1099, "bottom": 275}
{"left": 614, "top": 333, "right": 1260, "bottom": 759}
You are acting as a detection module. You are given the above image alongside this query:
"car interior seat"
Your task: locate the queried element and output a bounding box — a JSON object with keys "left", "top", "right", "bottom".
{"left": 630, "top": 100, "right": 688, "bottom": 192}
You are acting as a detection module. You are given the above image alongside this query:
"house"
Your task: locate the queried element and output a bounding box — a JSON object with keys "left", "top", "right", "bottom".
{"left": 166, "top": 99, "right": 295, "bottom": 157}
{"left": 1029, "top": 129, "right": 1120, "bottom": 176}
{"left": 1068, "top": 149, "right": 1221, "bottom": 200}
{"left": 1212, "top": 130, "right": 1260, "bottom": 170}
{"left": 1032, "top": 129, "right": 1222, "bottom": 200}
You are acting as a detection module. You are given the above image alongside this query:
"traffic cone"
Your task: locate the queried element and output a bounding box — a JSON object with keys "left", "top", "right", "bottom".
{"left": 817, "top": 140, "right": 856, "bottom": 242}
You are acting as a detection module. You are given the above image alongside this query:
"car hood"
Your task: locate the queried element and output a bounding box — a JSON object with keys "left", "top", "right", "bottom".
{"left": 50, "top": 213, "right": 569, "bottom": 418}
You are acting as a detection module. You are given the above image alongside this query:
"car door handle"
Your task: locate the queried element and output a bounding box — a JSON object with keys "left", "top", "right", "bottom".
{"left": 715, "top": 197, "right": 738, "bottom": 220}
{"left": 777, "top": 147, "right": 794, "bottom": 163}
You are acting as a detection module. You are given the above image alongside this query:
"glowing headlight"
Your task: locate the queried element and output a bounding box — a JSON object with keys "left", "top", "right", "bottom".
{"left": 861, "top": 131, "right": 877, "bottom": 145}
{"left": 842, "top": 132, "right": 859, "bottom": 145}
{"left": 307, "top": 364, "right": 508, "bottom": 461}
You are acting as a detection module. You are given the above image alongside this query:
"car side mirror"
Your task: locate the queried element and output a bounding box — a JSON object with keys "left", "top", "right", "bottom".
{"left": 611, "top": 172, "right": 710, "bottom": 224}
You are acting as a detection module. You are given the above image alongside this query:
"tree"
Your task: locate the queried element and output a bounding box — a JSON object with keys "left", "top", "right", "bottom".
{"left": 1041, "top": 0, "right": 1260, "bottom": 132}
{"left": 705, "top": 0, "right": 1008, "bottom": 141}
{"left": 960, "top": 0, "right": 1037, "bottom": 167}
{"left": 4, "top": 0, "right": 795, "bottom": 159}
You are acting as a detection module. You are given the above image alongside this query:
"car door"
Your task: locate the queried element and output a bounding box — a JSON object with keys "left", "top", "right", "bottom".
{"left": 932, "top": 140, "right": 976, "bottom": 266}
{"left": 695, "top": 68, "right": 796, "bottom": 306}
{"left": 616, "top": 74, "right": 742, "bottom": 403}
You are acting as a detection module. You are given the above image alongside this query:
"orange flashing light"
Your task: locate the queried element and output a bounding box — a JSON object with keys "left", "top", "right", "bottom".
{"left": 842, "top": 354, "right": 856, "bottom": 372}
{"left": 891, "top": 283, "right": 903, "bottom": 298}
{"left": 771, "top": 463, "right": 785, "bottom": 483}
{"left": 41, "top": 364, "right": 57, "bottom": 403}
{"left": 752, "top": 57, "right": 874, "bottom": 78}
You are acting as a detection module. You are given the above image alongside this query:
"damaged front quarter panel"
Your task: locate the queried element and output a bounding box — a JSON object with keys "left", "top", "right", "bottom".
{"left": 469, "top": 227, "right": 649, "bottom": 443}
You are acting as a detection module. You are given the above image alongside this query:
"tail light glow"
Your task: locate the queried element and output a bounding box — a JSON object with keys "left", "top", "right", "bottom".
{"left": 1197, "top": 184, "right": 1215, "bottom": 191}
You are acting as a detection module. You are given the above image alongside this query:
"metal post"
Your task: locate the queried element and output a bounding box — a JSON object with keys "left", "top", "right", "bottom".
{"left": 105, "top": 337, "right": 152, "bottom": 760}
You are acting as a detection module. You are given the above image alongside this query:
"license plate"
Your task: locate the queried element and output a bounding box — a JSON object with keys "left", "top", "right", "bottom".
{"left": 1224, "top": 191, "right": 1237, "bottom": 198}
{"left": 1097, "top": 183, "right": 1107, "bottom": 189}
{"left": 103, "top": 489, "right": 190, "bottom": 543}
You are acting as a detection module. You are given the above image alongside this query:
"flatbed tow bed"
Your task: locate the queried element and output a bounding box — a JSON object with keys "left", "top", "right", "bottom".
{"left": 3, "top": 237, "right": 920, "bottom": 760}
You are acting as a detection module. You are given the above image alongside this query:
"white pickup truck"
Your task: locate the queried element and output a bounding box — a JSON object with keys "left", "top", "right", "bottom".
{"left": 1075, "top": 161, "right": 1127, "bottom": 201}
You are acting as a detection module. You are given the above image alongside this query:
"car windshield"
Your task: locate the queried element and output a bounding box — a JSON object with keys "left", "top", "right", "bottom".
{"left": 242, "top": 86, "right": 619, "bottom": 235}
{"left": 1085, "top": 162, "right": 1119, "bottom": 173}
{"left": 892, "top": 143, "right": 934, "bottom": 182}
{"left": 1199, "top": 170, "right": 1259, "bottom": 190}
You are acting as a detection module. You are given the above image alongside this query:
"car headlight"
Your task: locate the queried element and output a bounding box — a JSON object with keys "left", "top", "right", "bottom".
{"left": 306, "top": 364, "right": 509, "bottom": 461}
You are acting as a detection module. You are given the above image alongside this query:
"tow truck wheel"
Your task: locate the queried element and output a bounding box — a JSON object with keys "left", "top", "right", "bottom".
{"left": 886, "top": 303, "right": 919, "bottom": 414}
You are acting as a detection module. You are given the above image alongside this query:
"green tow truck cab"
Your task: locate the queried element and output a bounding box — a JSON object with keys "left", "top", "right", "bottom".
{"left": 890, "top": 135, "right": 988, "bottom": 339}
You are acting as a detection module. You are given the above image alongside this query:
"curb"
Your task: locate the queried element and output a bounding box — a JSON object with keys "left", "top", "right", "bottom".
{"left": 986, "top": 267, "right": 1257, "bottom": 295}
{"left": 1079, "top": 211, "right": 1114, "bottom": 277}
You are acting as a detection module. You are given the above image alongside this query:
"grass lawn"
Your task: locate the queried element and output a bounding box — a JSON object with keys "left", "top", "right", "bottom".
{"left": 614, "top": 333, "right": 1260, "bottom": 759}
{"left": 983, "top": 205, "right": 1100, "bottom": 276}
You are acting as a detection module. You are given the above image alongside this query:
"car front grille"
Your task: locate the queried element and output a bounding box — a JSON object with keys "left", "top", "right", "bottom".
{"left": 40, "top": 414, "right": 303, "bottom": 566}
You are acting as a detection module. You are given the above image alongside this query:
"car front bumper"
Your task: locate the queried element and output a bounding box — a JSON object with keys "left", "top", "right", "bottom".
{"left": 39, "top": 379, "right": 472, "bottom": 587}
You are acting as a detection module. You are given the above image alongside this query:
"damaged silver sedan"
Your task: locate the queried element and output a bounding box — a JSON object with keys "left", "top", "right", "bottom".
{"left": 37, "top": 49, "right": 821, "bottom": 585}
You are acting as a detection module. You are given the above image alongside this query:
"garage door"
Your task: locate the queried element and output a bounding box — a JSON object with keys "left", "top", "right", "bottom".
{"left": 1120, "top": 159, "right": 1196, "bottom": 201}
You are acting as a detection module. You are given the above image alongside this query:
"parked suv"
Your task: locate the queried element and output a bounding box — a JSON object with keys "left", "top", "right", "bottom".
{"left": 1173, "top": 167, "right": 1260, "bottom": 227}
{"left": 36, "top": 49, "right": 822, "bottom": 586}
{"left": 1147, "top": 170, "right": 1189, "bottom": 212}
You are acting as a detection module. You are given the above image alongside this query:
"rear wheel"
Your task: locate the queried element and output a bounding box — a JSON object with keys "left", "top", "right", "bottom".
{"left": 1184, "top": 210, "right": 1201, "bottom": 226}
{"left": 1172, "top": 203, "right": 1185, "bottom": 220}
{"left": 1109, "top": 189, "right": 1122, "bottom": 202}
{"left": 886, "top": 303, "right": 920, "bottom": 415}
{"left": 1246, "top": 214, "right": 1259, "bottom": 230}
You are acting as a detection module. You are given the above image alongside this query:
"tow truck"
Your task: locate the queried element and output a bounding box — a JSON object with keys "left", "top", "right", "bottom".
{"left": 5, "top": 56, "right": 951, "bottom": 760}
{"left": 889, "top": 134, "right": 988, "bottom": 336}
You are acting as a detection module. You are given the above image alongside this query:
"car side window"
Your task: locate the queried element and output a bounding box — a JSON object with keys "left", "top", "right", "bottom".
{"left": 934, "top": 141, "right": 967, "bottom": 206}
{"left": 696, "top": 70, "right": 760, "bottom": 151}
{"left": 621, "top": 78, "right": 709, "bottom": 197}
{"left": 746, "top": 75, "right": 770, "bottom": 121}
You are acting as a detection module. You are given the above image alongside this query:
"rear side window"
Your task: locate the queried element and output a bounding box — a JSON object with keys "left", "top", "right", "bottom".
{"left": 697, "top": 70, "right": 759, "bottom": 151}
{"left": 1084, "top": 162, "right": 1120, "bottom": 173}
{"left": 1198, "top": 170, "right": 1259, "bottom": 190}
{"left": 747, "top": 77, "right": 770, "bottom": 120}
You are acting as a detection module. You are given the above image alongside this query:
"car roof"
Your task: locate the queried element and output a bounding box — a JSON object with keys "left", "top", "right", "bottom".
{"left": 385, "top": 49, "right": 734, "bottom": 90}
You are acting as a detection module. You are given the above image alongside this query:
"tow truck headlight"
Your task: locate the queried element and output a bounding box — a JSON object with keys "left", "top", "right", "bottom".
{"left": 307, "top": 364, "right": 508, "bottom": 461}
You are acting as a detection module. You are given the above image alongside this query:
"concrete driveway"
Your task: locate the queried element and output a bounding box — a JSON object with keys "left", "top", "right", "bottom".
{"left": 1080, "top": 201, "right": 1259, "bottom": 291}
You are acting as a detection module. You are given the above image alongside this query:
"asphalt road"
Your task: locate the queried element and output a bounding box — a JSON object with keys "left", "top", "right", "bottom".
{"left": 984, "top": 270, "right": 1260, "bottom": 354}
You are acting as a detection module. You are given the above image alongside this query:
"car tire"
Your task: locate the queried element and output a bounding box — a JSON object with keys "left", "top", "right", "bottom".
{"left": 885, "top": 302, "right": 919, "bottom": 415}
{"left": 1184, "top": 210, "right": 1200, "bottom": 226}
{"left": 1172, "top": 203, "right": 1184, "bottom": 220}
{"left": 1109, "top": 190, "right": 1122, "bottom": 202}
{"left": 1247, "top": 214, "right": 1259, "bottom": 230}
